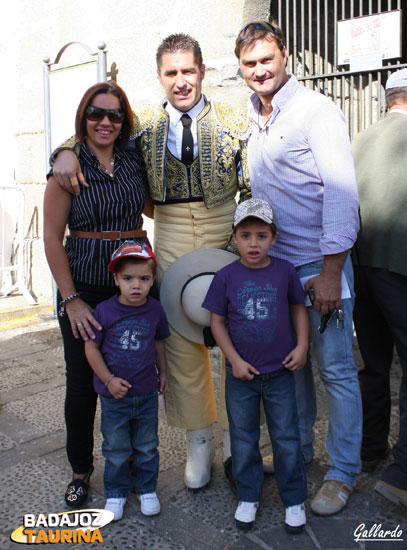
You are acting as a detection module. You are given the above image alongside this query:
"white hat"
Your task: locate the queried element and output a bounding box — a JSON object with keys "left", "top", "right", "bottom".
{"left": 233, "top": 198, "right": 275, "bottom": 227}
{"left": 160, "top": 248, "right": 238, "bottom": 345}
{"left": 386, "top": 68, "right": 407, "bottom": 90}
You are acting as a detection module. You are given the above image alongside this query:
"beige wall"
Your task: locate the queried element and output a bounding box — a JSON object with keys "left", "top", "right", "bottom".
{"left": 2, "top": 0, "right": 269, "bottom": 301}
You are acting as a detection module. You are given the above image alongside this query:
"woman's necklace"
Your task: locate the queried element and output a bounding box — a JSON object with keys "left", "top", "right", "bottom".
{"left": 99, "top": 155, "right": 115, "bottom": 178}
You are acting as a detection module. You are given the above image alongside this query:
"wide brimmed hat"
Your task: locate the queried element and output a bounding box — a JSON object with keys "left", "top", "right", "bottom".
{"left": 160, "top": 248, "right": 238, "bottom": 345}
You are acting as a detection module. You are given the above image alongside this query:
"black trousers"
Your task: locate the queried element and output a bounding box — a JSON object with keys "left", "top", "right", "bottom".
{"left": 58, "top": 283, "right": 117, "bottom": 474}
{"left": 354, "top": 266, "right": 407, "bottom": 485}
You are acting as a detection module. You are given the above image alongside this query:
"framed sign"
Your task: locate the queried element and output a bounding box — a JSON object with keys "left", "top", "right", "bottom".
{"left": 49, "top": 61, "right": 97, "bottom": 150}
{"left": 338, "top": 10, "right": 402, "bottom": 70}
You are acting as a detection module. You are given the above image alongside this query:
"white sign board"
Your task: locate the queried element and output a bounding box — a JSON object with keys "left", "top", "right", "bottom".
{"left": 338, "top": 10, "right": 402, "bottom": 70}
{"left": 50, "top": 61, "right": 97, "bottom": 150}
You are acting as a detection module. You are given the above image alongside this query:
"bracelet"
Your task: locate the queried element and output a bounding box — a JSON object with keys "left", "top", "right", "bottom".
{"left": 105, "top": 374, "right": 115, "bottom": 387}
{"left": 58, "top": 292, "right": 80, "bottom": 317}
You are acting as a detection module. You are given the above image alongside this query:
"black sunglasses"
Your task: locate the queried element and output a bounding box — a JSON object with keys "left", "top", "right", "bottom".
{"left": 239, "top": 21, "right": 279, "bottom": 35}
{"left": 85, "top": 105, "right": 124, "bottom": 123}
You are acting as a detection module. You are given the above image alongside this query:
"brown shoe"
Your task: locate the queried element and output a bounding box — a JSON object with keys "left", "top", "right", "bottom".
{"left": 311, "top": 480, "right": 353, "bottom": 515}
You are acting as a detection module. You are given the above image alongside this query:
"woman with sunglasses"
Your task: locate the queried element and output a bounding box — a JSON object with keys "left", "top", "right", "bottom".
{"left": 44, "top": 81, "right": 152, "bottom": 508}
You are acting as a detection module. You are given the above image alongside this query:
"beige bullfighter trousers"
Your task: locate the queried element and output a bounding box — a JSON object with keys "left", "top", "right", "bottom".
{"left": 154, "top": 199, "right": 236, "bottom": 430}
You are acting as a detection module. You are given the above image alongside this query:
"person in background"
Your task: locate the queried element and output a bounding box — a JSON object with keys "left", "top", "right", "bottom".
{"left": 43, "top": 81, "right": 151, "bottom": 508}
{"left": 352, "top": 68, "right": 407, "bottom": 506}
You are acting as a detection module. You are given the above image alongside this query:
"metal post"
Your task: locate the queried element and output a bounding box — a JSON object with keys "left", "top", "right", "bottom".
{"left": 301, "top": 1, "right": 305, "bottom": 78}
{"left": 97, "top": 42, "right": 107, "bottom": 82}
{"left": 293, "top": 0, "right": 297, "bottom": 75}
{"left": 42, "top": 57, "right": 51, "bottom": 173}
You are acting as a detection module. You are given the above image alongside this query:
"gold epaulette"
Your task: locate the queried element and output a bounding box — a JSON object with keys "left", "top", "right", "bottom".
{"left": 131, "top": 105, "right": 158, "bottom": 138}
{"left": 211, "top": 100, "right": 251, "bottom": 140}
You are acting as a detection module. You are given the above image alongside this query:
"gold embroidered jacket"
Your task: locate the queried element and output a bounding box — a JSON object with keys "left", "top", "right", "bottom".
{"left": 133, "top": 98, "right": 251, "bottom": 208}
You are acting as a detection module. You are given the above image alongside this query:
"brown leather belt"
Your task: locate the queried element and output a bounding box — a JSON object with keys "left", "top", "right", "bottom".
{"left": 70, "top": 229, "right": 147, "bottom": 241}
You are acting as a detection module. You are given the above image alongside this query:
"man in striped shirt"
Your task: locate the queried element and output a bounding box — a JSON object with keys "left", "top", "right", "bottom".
{"left": 235, "top": 20, "right": 362, "bottom": 516}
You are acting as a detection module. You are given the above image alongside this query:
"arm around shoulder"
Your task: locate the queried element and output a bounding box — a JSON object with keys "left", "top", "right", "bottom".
{"left": 51, "top": 139, "right": 87, "bottom": 194}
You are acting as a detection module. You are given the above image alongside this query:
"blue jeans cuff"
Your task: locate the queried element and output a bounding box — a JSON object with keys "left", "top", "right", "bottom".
{"left": 323, "top": 473, "right": 358, "bottom": 488}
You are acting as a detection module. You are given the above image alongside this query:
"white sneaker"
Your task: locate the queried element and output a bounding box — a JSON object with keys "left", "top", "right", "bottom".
{"left": 138, "top": 492, "right": 161, "bottom": 516}
{"left": 234, "top": 501, "right": 258, "bottom": 530}
{"left": 184, "top": 427, "right": 215, "bottom": 489}
{"left": 285, "top": 503, "right": 306, "bottom": 533}
{"left": 105, "top": 497, "right": 126, "bottom": 521}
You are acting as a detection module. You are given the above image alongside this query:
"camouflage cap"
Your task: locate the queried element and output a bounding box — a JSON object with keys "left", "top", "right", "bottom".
{"left": 233, "top": 198, "right": 276, "bottom": 228}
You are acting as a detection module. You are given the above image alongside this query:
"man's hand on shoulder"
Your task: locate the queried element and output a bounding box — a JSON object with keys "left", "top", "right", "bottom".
{"left": 53, "top": 150, "right": 88, "bottom": 196}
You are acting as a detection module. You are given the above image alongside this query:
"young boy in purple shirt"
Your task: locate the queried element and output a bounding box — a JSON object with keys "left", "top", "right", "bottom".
{"left": 85, "top": 241, "right": 170, "bottom": 521}
{"left": 202, "top": 198, "right": 309, "bottom": 532}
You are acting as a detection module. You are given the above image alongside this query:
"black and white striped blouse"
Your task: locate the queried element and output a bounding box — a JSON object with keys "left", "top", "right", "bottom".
{"left": 65, "top": 142, "right": 147, "bottom": 287}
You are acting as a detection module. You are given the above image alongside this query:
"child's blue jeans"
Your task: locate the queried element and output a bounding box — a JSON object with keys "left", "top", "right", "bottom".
{"left": 226, "top": 364, "right": 307, "bottom": 506}
{"left": 100, "top": 392, "right": 159, "bottom": 498}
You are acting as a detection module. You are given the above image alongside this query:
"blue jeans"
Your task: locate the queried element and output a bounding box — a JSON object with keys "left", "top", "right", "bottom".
{"left": 100, "top": 392, "right": 159, "bottom": 498}
{"left": 226, "top": 364, "right": 307, "bottom": 506}
{"left": 294, "top": 255, "right": 362, "bottom": 486}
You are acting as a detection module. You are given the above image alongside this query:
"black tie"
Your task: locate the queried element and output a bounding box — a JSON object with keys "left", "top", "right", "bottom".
{"left": 181, "top": 114, "right": 194, "bottom": 164}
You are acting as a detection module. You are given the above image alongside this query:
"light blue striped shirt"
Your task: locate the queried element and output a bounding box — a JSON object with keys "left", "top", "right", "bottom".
{"left": 247, "top": 75, "right": 359, "bottom": 267}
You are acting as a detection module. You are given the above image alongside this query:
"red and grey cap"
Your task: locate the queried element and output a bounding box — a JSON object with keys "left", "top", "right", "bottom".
{"left": 108, "top": 241, "right": 157, "bottom": 272}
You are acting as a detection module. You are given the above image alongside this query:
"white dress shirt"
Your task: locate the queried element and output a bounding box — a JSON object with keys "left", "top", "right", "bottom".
{"left": 165, "top": 96, "right": 206, "bottom": 160}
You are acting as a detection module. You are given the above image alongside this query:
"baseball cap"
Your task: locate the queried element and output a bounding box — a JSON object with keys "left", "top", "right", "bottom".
{"left": 233, "top": 198, "right": 276, "bottom": 228}
{"left": 108, "top": 241, "right": 157, "bottom": 272}
{"left": 386, "top": 68, "right": 407, "bottom": 90}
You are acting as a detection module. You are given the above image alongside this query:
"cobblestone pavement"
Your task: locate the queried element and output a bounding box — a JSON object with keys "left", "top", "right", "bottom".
{"left": 0, "top": 314, "right": 405, "bottom": 549}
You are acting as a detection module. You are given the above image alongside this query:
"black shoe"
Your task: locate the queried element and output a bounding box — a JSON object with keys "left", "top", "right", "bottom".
{"left": 65, "top": 466, "right": 94, "bottom": 508}
{"left": 224, "top": 457, "right": 237, "bottom": 495}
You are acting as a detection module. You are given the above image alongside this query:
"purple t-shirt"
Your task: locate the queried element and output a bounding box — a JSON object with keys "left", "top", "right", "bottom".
{"left": 92, "top": 295, "right": 170, "bottom": 397}
{"left": 202, "top": 258, "right": 306, "bottom": 373}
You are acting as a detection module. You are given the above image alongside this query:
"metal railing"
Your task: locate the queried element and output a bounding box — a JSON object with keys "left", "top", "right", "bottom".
{"left": 0, "top": 186, "right": 38, "bottom": 305}
{"left": 273, "top": 0, "right": 406, "bottom": 138}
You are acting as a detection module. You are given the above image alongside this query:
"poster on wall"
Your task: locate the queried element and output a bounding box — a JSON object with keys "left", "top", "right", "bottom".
{"left": 49, "top": 61, "right": 97, "bottom": 150}
{"left": 337, "top": 10, "right": 402, "bottom": 71}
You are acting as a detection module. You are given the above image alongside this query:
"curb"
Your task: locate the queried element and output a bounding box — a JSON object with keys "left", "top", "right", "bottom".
{"left": 0, "top": 302, "right": 54, "bottom": 331}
